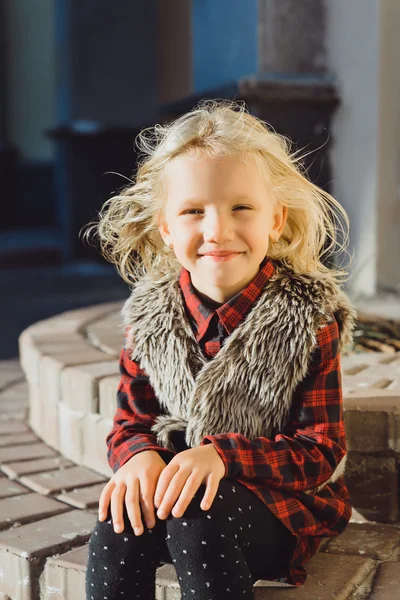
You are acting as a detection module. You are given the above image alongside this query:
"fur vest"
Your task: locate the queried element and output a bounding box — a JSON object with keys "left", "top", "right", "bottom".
{"left": 122, "top": 260, "right": 357, "bottom": 492}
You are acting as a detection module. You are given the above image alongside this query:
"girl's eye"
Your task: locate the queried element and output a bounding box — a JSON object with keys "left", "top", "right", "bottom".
{"left": 183, "top": 206, "right": 251, "bottom": 215}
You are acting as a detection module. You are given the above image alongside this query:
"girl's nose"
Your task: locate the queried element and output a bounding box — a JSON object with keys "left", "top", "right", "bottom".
{"left": 202, "top": 213, "right": 233, "bottom": 243}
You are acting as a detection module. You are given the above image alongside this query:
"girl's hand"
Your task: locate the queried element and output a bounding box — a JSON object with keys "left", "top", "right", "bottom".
{"left": 98, "top": 450, "right": 167, "bottom": 535}
{"left": 154, "top": 444, "right": 226, "bottom": 519}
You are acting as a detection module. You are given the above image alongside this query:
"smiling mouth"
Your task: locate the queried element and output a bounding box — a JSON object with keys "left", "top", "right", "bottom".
{"left": 200, "top": 253, "right": 242, "bottom": 262}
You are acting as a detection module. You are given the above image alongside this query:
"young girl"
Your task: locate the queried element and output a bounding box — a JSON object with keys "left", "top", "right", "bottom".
{"left": 85, "top": 99, "right": 356, "bottom": 600}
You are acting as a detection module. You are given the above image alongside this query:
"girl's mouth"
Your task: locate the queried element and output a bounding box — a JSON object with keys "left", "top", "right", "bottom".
{"left": 201, "top": 253, "right": 242, "bottom": 262}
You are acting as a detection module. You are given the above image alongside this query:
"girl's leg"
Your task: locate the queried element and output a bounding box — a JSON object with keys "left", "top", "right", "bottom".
{"left": 85, "top": 504, "right": 170, "bottom": 600}
{"left": 163, "top": 479, "right": 296, "bottom": 600}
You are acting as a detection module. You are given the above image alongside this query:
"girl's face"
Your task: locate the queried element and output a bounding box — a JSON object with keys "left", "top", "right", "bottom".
{"left": 158, "top": 152, "right": 287, "bottom": 305}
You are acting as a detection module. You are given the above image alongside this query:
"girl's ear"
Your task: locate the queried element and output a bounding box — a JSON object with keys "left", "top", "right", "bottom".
{"left": 273, "top": 204, "right": 288, "bottom": 238}
{"left": 157, "top": 213, "right": 171, "bottom": 246}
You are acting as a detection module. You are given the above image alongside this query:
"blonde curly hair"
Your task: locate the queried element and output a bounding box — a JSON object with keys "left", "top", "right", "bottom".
{"left": 83, "top": 99, "right": 353, "bottom": 287}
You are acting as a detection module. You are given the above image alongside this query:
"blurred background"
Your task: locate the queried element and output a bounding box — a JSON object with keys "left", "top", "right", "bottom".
{"left": 1, "top": 0, "right": 399, "bottom": 359}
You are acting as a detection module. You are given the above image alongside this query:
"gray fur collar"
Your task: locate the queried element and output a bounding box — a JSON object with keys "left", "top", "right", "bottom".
{"left": 122, "top": 260, "right": 357, "bottom": 492}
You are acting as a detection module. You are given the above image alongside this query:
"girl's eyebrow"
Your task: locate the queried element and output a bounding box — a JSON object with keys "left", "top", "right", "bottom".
{"left": 179, "top": 194, "right": 254, "bottom": 205}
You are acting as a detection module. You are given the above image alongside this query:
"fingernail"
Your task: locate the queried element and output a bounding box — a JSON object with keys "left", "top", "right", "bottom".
{"left": 134, "top": 527, "right": 143, "bottom": 535}
{"left": 146, "top": 520, "right": 155, "bottom": 529}
{"left": 157, "top": 510, "right": 166, "bottom": 518}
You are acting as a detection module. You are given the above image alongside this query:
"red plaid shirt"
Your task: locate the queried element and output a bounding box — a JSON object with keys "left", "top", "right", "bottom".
{"left": 106, "top": 256, "right": 352, "bottom": 586}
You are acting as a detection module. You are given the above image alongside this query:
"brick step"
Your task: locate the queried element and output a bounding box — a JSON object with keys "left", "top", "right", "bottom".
{"left": 37, "top": 522, "right": 400, "bottom": 600}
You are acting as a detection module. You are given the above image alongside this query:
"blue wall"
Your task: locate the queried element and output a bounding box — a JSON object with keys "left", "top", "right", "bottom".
{"left": 192, "top": 0, "right": 258, "bottom": 93}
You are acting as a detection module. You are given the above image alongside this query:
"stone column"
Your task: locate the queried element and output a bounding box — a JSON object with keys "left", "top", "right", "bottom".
{"left": 238, "top": 1, "right": 338, "bottom": 268}
{"left": 325, "top": 0, "right": 400, "bottom": 296}
{"left": 259, "top": 0, "right": 326, "bottom": 74}
{"left": 376, "top": 0, "right": 400, "bottom": 291}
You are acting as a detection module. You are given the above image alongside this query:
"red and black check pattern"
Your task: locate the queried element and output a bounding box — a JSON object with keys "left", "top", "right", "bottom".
{"left": 106, "top": 256, "right": 352, "bottom": 586}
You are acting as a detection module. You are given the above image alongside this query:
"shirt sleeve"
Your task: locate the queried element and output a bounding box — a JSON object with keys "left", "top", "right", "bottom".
{"left": 200, "top": 314, "right": 347, "bottom": 492}
{"left": 106, "top": 344, "right": 177, "bottom": 473}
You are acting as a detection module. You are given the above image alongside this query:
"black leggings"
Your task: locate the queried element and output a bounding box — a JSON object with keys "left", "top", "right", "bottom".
{"left": 85, "top": 478, "right": 297, "bottom": 600}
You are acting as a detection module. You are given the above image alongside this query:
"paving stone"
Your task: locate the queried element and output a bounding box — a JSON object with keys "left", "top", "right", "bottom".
{"left": 18, "top": 302, "right": 121, "bottom": 352}
{"left": 1, "top": 456, "right": 74, "bottom": 480}
{"left": 19, "top": 465, "right": 106, "bottom": 495}
{"left": 362, "top": 363, "right": 400, "bottom": 378}
{"left": 342, "top": 372, "right": 398, "bottom": 395}
{"left": 38, "top": 350, "right": 114, "bottom": 408}
{"left": 387, "top": 377, "right": 400, "bottom": 390}
{"left": 0, "top": 421, "right": 30, "bottom": 435}
{"left": 344, "top": 390, "right": 400, "bottom": 452}
{"left": 0, "top": 509, "right": 96, "bottom": 600}
{"left": 87, "top": 333, "right": 122, "bottom": 356}
{"left": 41, "top": 544, "right": 89, "bottom": 600}
{"left": 37, "top": 390, "right": 59, "bottom": 450}
{"left": 85, "top": 309, "right": 122, "bottom": 335}
{"left": 86, "top": 312, "right": 123, "bottom": 350}
{"left": 56, "top": 482, "right": 106, "bottom": 509}
{"left": 155, "top": 552, "right": 377, "bottom": 599}
{"left": 86, "top": 312, "right": 123, "bottom": 355}
{"left": 28, "top": 382, "right": 43, "bottom": 435}
{"left": 0, "top": 398, "right": 29, "bottom": 414}
{"left": 58, "top": 402, "right": 85, "bottom": 464}
{"left": 81, "top": 413, "right": 113, "bottom": 478}
{"left": 0, "top": 479, "right": 30, "bottom": 499}
{"left": 369, "top": 561, "right": 400, "bottom": 599}
{"left": 19, "top": 332, "right": 92, "bottom": 386}
{"left": 322, "top": 522, "right": 400, "bottom": 560}
{"left": 99, "top": 374, "right": 120, "bottom": 419}
{"left": 60, "top": 360, "right": 120, "bottom": 413}
{"left": 0, "top": 432, "right": 38, "bottom": 447}
{"left": 0, "top": 359, "right": 24, "bottom": 391}
{"left": 0, "top": 492, "right": 72, "bottom": 530}
{"left": 0, "top": 381, "right": 29, "bottom": 402}
{"left": 345, "top": 452, "right": 399, "bottom": 522}
{"left": 0, "top": 442, "right": 58, "bottom": 464}
{"left": 341, "top": 353, "right": 387, "bottom": 374}
{"left": 0, "top": 406, "right": 28, "bottom": 422}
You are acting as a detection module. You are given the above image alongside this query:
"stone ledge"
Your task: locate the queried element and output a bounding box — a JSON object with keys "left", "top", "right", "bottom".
{"left": 0, "top": 360, "right": 25, "bottom": 392}
{"left": 156, "top": 553, "right": 377, "bottom": 599}
{"left": 369, "top": 561, "right": 400, "bottom": 599}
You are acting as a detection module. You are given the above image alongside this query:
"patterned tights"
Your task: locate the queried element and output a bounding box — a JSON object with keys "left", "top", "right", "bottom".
{"left": 85, "top": 478, "right": 297, "bottom": 600}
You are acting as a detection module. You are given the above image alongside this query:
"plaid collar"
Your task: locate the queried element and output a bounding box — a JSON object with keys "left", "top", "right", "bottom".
{"left": 179, "top": 256, "right": 276, "bottom": 342}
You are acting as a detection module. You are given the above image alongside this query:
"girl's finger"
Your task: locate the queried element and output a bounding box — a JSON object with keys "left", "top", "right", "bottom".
{"left": 154, "top": 463, "right": 178, "bottom": 508}
{"left": 98, "top": 481, "right": 115, "bottom": 520}
{"left": 125, "top": 478, "right": 144, "bottom": 535}
{"left": 200, "top": 474, "right": 219, "bottom": 511}
{"left": 110, "top": 483, "right": 127, "bottom": 533}
{"left": 157, "top": 469, "right": 188, "bottom": 518}
{"left": 171, "top": 472, "right": 203, "bottom": 518}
